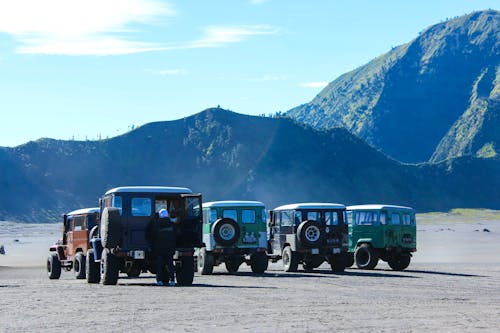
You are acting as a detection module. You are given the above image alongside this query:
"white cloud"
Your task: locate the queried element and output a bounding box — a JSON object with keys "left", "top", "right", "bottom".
{"left": 178, "top": 25, "right": 278, "bottom": 49}
{"left": 0, "top": 0, "right": 175, "bottom": 55}
{"left": 0, "top": 1, "right": 278, "bottom": 56}
{"left": 299, "top": 81, "right": 329, "bottom": 88}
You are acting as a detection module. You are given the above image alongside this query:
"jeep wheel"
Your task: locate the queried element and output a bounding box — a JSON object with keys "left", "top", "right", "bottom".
{"left": 250, "top": 252, "right": 268, "bottom": 274}
{"left": 282, "top": 246, "right": 299, "bottom": 272}
{"left": 212, "top": 218, "right": 240, "bottom": 246}
{"left": 329, "top": 254, "right": 346, "bottom": 273}
{"left": 86, "top": 249, "right": 100, "bottom": 284}
{"left": 101, "top": 248, "right": 119, "bottom": 285}
{"left": 198, "top": 248, "right": 214, "bottom": 275}
{"left": 47, "top": 252, "right": 61, "bottom": 279}
{"left": 74, "top": 252, "right": 86, "bottom": 279}
{"left": 225, "top": 258, "right": 241, "bottom": 273}
{"left": 388, "top": 253, "right": 411, "bottom": 271}
{"left": 297, "top": 220, "right": 323, "bottom": 247}
{"left": 177, "top": 256, "right": 195, "bottom": 286}
{"left": 303, "top": 256, "right": 323, "bottom": 272}
{"left": 100, "top": 207, "right": 122, "bottom": 249}
{"left": 355, "top": 244, "right": 379, "bottom": 270}
{"left": 345, "top": 253, "right": 354, "bottom": 268}
{"left": 126, "top": 265, "right": 141, "bottom": 278}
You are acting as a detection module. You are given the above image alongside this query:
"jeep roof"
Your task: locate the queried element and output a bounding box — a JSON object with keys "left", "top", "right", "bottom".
{"left": 203, "top": 200, "right": 265, "bottom": 208}
{"left": 66, "top": 207, "right": 100, "bottom": 216}
{"left": 273, "top": 203, "right": 346, "bottom": 211}
{"left": 104, "top": 186, "right": 193, "bottom": 195}
{"left": 346, "top": 204, "right": 413, "bottom": 211}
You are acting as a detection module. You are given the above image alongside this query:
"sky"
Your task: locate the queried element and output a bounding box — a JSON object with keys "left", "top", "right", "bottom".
{"left": 0, "top": 0, "right": 498, "bottom": 147}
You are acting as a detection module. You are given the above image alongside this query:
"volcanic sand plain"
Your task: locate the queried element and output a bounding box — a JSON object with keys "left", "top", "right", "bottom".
{"left": 1, "top": 210, "right": 500, "bottom": 332}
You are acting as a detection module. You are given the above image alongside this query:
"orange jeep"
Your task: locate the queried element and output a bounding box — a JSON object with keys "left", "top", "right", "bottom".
{"left": 47, "top": 208, "right": 100, "bottom": 279}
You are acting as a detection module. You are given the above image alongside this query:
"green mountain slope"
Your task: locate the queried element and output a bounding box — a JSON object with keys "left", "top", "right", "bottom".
{"left": 288, "top": 10, "right": 500, "bottom": 163}
{"left": 1, "top": 108, "right": 499, "bottom": 222}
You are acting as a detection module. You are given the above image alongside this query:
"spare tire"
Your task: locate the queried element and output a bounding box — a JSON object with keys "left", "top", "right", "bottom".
{"left": 297, "top": 220, "right": 323, "bottom": 247}
{"left": 100, "top": 207, "right": 122, "bottom": 249}
{"left": 212, "top": 218, "right": 240, "bottom": 246}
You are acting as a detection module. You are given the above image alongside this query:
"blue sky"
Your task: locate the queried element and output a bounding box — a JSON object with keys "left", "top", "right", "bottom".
{"left": 0, "top": 0, "right": 497, "bottom": 147}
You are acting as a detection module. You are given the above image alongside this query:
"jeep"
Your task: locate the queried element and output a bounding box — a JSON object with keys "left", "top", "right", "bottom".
{"left": 47, "top": 207, "right": 100, "bottom": 279}
{"left": 346, "top": 205, "right": 417, "bottom": 271}
{"left": 87, "top": 186, "right": 202, "bottom": 285}
{"left": 197, "top": 201, "right": 268, "bottom": 274}
{"left": 267, "top": 203, "right": 349, "bottom": 272}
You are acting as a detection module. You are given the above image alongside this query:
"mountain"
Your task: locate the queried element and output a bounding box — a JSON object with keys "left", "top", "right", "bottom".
{"left": 1, "top": 108, "right": 500, "bottom": 222}
{"left": 288, "top": 10, "right": 500, "bottom": 163}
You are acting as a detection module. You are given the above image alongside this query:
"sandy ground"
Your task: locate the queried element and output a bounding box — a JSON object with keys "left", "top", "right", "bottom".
{"left": 1, "top": 213, "right": 500, "bottom": 332}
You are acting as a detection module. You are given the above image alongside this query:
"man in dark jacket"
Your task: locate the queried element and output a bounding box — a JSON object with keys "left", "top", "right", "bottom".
{"left": 147, "top": 208, "right": 176, "bottom": 286}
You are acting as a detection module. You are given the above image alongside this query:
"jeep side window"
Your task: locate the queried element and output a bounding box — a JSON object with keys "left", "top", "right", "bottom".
{"left": 357, "top": 211, "right": 377, "bottom": 225}
{"left": 86, "top": 214, "right": 96, "bottom": 230}
{"left": 155, "top": 199, "right": 168, "bottom": 212}
{"left": 294, "top": 211, "right": 302, "bottom": 225}
{"left": 73, "top": 216, "right": 84, "bottom": 231}
{"left": 346, "top": 211, "right": 352, "bottom": 226}
{"left": 131, "top": 197, "right": 152, "bottom": 217}
{"left": 223, "top": 209, "right": 237, "bottom": 220}
{"left": 325, "top": 211, "right": 339, "bottom": 225}
{"left": 210, "top": 209, "right": 218, "bottom": 223}
{"left": 391, "top": 213, "right": 401, "bottom": 225}
{"left": 281, "top": 211, "right": 292, "bottom": 227}
{"left": 307, "top": 211, "right": 320, "bottom": 221}
{"left": 185, "top": 197, "right": 201, "bottom": 218}
{"left": 112, "top": 195, "right": 122, "bottom": 215}
{"left": 402, "top": 214, "right": 411, "bottom": 225}
{"left": 380, "top": 212, "right": 387, "bottom": 225}
{"left": 242, "top": 210, "right": 256, "bottom": 223}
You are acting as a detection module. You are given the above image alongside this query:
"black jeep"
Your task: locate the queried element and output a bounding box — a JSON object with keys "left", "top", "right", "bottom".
{"left": 267, "top": 203, "right": 349, "bottom": 272}
{"left": 87, "top": 186, "right": 202, "bottom": 285}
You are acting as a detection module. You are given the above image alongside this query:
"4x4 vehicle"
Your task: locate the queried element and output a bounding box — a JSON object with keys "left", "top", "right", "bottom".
{"left": 47, "top": 207, "right": 100, "bottom": 279}
{"left": 197, "top": 201, "right": 268, "bottom": 274}
{"left": 346, "top": 205, "right": 417, "bottom": 271}
{"left": 267, "top": 203, "right": 349, "bottom": 272}
{"left": 87, "top": 186, "right": 202, "bottom": 285}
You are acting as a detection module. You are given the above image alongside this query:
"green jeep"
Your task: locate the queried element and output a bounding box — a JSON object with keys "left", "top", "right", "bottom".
{"left": 197, "top": 201, "right": 268, "bottom": 274}
{"left": 346, "top": 205, "right": 417, "bottom": 271}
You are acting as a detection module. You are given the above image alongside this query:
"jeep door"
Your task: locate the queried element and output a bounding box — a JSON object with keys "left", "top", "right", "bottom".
{"left": 269, "top": 211, "right": 282, "bottom": 254}
{"left": 72, "top": 214, "right": 88, "bottom": 254}
{"left": 400, "top": 211, "right": 417, "bottom": 249}
{"left": 324, "top": 210, "right": 348, "bottom": 250}
{"left": 351, "top": 210, "right": 383, "bottom": 248}
{"left": 385, "top": 210, "right": 402, "bottom": 248}
{"left": 123, "top": 194, "right": 152, "bottom": 251}
{"left": 178, "top": 194, "right": 203, "bottom": 248}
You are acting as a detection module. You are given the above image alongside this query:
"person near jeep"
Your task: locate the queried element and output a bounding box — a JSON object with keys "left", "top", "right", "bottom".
{"left": 147, "top": 208, "right": 177, "bottom": 286}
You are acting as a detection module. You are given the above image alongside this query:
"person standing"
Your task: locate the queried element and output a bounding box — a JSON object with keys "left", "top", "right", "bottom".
{"left": 147, "top": 208, "right": 176, "bottom": 286}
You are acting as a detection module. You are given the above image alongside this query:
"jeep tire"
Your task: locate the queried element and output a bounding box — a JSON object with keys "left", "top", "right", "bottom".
{"left": 345, "top": 253, "right": 354, "bottom": 268}
{"left": 297, "top": 220, "right": 323, "bottom": 247}
{"left": 101, "top": 248, "right": 120, "bottom": 285}
{"left": 329, "top": 254, "right": 346, "bottom": 273}
{"left": 198, "top": 248, "right": 214, "bottom": 275}
{"left": 47, "top": 252, "right": 61, "bottom": 279}
{"left": 303, "top": 256, "right": 324, "bottom": 272}
{"left": 126, "top": 264, "right": 141, "bottom": 278}
{"left": 250, "top": 252, "right": 268, "bottom": 274}
{"left": 73, "top": 252, "right": 86, "bottom": 279}
{"left": 176, "top": 256, "right": 195, "bottom": 286}
{"left": 282, "top": 246, "right": 299, "bottom": 272}
{"left": 100, "top": 207, "right": 122, "bottom": 249}
{"left": 355, "top": 244, "right": 379, "bottom": 270}
{"left": 388, "top": 253, "right": 411, "bottom": 271}
{"left": 212, "top": 218, "right": 240, "bottom": 246}
{"left": 225, "top": 257, "right": 241, "bottom": 273}
{"left": 86, "top": 249, "right": 100, "bottom": 284}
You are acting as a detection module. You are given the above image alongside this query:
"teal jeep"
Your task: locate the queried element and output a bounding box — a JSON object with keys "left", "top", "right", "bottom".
{"left": 346, "top": 205, "right": 417, "bottom": 271}
{"left": 197, "top": 201, "right": 268, "bottom": 274}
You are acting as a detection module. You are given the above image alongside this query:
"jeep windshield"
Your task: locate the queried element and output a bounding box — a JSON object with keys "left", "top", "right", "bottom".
{"left": 298, "top": 210, "right": 344, "bottom": 225}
